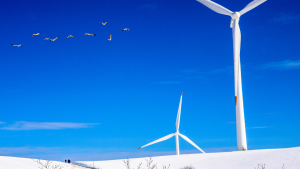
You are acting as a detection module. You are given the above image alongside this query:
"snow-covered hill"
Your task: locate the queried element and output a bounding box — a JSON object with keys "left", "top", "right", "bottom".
{"left": 75, "top": 147, "right": 300, "bottom": 169}
{"left": 0, "top": 156, "right": 73, "bottom": 169}
{"left": 0, "top": 147, "right": 299, "bottom": 169}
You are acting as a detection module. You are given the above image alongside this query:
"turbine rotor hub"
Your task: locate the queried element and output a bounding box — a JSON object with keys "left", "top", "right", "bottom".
{"left": 231, "top": 12, "right": 241, "bottom": 20}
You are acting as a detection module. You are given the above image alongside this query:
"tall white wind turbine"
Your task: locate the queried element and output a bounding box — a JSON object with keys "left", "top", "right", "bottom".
{"left": 138, "top": 93, "right": 205, "bottom": 155}
{"left": 196, "top": 0, "right": 267, "bottom": 151}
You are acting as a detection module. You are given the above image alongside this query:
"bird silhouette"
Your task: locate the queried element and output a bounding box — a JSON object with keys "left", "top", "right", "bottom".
{"left": 11, "top": 44, "right": 23, "bottom": 47}
{"left": 101, "top": 21, "right": 108, "bottom": 26}
{"left": 32, "top": 33, "right": 42, "bottom": 37}
{"left": 66, "top": 35, "right": 75, "bottom": 39}
{"left": 107, "top": 34, "right": 112, "bottom": 41}
{"left": 122, "top": 28, "right": 131, "bottom": 31}
{"left": 83, "top": 33, "right": 96, "bottom": 36}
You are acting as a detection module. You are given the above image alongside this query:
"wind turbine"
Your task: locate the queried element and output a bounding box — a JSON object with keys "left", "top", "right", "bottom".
{"left": 138, "top": 93, "right": 205, "bottom": 155}
{"left": 196, "top": 0, "right": 267, "bottom": 151}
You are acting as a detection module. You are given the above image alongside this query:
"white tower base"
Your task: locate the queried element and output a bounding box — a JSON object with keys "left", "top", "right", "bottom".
{"left": 236, "top": 66, "right": 247, "bottom": 151}
{"left": 175, "top": 133, "right": 180, "bottom": 155}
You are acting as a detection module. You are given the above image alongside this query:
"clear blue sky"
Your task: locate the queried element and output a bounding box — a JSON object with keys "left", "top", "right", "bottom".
{"left": 1, "top": 0, "right": 300, "bottom": 161}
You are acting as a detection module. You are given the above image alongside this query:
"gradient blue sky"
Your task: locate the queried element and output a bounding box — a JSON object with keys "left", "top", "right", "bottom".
{"left": 1, "top": 0, "right": 300, "bottom": 161}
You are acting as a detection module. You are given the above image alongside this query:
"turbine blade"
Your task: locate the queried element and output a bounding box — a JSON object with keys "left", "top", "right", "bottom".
{"left": 232, "top": 20, "right": 241, "bottom": 106}
{"left": 179, "top": 133, "right": 205, "bottom": 153}
{"left": 230, "top": 19, "right": 234, "bottom": 28}
{"left": 176, "top": 92, "right": 183, "bottom": 132}
{"left": 137, "top": 133, "right": 175, "bottom": 150}
{"left": 239, "top": 0, "right": 267, "bottom": 15}
{"left": 196, "top": 0, "right": 233, "bottom": 16}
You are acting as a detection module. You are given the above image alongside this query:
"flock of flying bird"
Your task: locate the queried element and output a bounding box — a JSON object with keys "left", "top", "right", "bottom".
{"left": 11, "top": 21, "right": 132, "bottom": 47}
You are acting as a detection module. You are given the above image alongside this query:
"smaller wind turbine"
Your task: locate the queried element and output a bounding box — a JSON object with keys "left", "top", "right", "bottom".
{"left": 138, "top": 93, "right": 205, "bottom": 155}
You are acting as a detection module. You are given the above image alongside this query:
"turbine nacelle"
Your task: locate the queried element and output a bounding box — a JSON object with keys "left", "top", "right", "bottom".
{"left": 231, "top": 12, "right": 241, "bottom": 20}
{"left": 230, "top": 12, "right": 241, "bottom": 28}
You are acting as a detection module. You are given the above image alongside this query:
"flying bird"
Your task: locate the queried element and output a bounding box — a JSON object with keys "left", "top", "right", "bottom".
{"left": 83, "top": 33, "right": 96, "bottom": 36}
{"left": 107, "top": 34, "right": 112, "bottom": 41}
{"left": 122, "top": 28, "right": 131, "bottom": 31}
{"left": 50, "top": 36, "right": 59, "bottom": 42}
{"left": 32, "top": 33, "right": 42, "bottom": 37}
{"left": 101, "top": 21, "right": 108, "bottom": 26}
{"left": 66, "top": 35, "right": 75, "bottom": 39}
{"left": 11, "top": 44, "right": 23, "bottom": 47}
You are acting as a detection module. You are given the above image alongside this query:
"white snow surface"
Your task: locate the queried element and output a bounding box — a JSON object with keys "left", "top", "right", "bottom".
{"left": 75, "top": 147, "right": 300, "bottom": 169}
{"left": 0, "top": 156, "right": 74, "bottom": 169}
{"left": 0, "top": 147, "right": 299, "bottom": 169}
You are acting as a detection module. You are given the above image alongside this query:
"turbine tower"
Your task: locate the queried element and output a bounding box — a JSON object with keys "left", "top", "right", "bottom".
{"left": 138, "top": 93, "right": 205, "bottom": 155}
{"left": 196, "top": 0, "right": 267, "bottom": 151}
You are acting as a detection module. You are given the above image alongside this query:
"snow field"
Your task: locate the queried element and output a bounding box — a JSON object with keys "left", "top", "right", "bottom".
{"left": 0, "top": 147, "right": 299, "bottom": 169}
{"left": 75, "top": 147, "right": 300, "bottom": 169}
{"left": 0, "top": 156, "right": 74, "bottom": 169}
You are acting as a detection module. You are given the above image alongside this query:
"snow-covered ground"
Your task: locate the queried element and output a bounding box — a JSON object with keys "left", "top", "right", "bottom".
{"left": 75, "top": 147, "right": 300, "bottom": 169}
{"left": 0, "top": 147, "right": 299, "bottom": 169}
{"left": 0, "top": 156, "right": 74, "bottom": 169}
